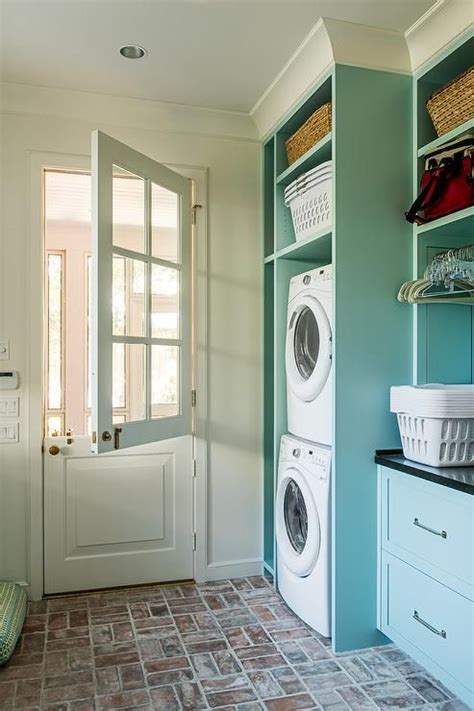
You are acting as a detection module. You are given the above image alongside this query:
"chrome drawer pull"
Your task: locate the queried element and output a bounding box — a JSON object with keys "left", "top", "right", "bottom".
{"left": 413, "top": 610, "right": 446, "bottom": 639}
{"left": 413, "top": 518, "right": 447, "bottom": 539}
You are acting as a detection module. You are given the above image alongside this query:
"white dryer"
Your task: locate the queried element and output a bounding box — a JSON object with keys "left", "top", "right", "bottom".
{"left": 286, "top": 264, "right": 333, "bottom": 445}
{"left": 276, "top": 434, "right": 331, "bottom": 637}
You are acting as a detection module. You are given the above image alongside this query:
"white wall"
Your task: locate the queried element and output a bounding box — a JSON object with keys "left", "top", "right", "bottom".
{"left": 0, "top": 83, "right": 262, "bottom": 590}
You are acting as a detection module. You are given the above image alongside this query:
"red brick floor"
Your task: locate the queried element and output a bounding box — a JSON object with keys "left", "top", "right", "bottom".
{"left": 0, "top": 576, "right": 466, "bottom": 710}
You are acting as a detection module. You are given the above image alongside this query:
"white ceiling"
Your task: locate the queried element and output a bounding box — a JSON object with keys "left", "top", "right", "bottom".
{"left": 1, "top": 0, "right": 435, "bottom": 113}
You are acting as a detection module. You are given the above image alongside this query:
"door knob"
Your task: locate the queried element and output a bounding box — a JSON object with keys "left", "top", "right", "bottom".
{"left": 102, "top": 431, "right": 112, "bottom": 442}
{"left": 49, "top": 445, "right": 61, "bottom": 456}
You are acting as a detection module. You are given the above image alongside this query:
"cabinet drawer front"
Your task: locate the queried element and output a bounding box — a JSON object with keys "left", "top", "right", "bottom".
{"left": 384, "top": 472, "right": 473, "bottom": 588}
{"left": 382, "top": 553, "right": 473, "bottom": 692}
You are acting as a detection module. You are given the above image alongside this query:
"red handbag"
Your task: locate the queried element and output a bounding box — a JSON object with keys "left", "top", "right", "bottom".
{"left": 406, "top": 140, "right": 473, "bottom": 224}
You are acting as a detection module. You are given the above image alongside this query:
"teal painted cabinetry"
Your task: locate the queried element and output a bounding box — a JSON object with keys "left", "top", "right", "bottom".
{"left": 413, "top": 34, "right": 474, "bottom": 385}
{"left": 377, "top": 466, "right": 474, "bottom": 706}
{"left": 262, "top": 64, "right": 413, "bottom": 652}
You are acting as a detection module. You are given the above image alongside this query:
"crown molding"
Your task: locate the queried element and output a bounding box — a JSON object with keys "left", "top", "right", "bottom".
{"left": 251, "top": 18, "right": 411, "bottom": 139}
{"left": 0, "top": 81, "right": 259, "bottom": 143}
{"left": 405, "top": 0, "right": 473, "bottom": 74}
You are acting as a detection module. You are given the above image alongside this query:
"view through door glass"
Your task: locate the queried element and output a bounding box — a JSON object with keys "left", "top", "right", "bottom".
{"left": 44, "top": 169, "right": 180, "bottom": 435}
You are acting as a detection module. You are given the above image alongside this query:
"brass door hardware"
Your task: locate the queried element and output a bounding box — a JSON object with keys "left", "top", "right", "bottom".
{"left": 102, "top": 431, "right": 112, "bottom": 442}
{"left": 49, "top": 445, "right": 60, "bottom": 456}
{"left": 114, "top": 427, "right": 122, "bottom": 450}
{"left": 66, "top": 427, "right": 74, "bottom": 445}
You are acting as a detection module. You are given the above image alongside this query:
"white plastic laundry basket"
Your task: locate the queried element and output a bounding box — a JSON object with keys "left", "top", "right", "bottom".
{"left": 391, "top": 385, "right": 474, "bottom": 467}
{"left": 284, "top": 162, "right": 333, "bottom": 242}
{"left": 396, "top": 413, "right": 474, "bottom": 467}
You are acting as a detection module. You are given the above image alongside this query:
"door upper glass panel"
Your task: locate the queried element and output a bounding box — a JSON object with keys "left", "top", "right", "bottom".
{"left": 284, "top": 479, "right": 308, "bottom": 554}
{"left": 113, "top": 167, "right": 146, "bottom": 253}
{"left": 91, "top": 131, "right": 192, "bottom": 452}
{"left": 293, "top": 307, "right": 320, "bottom": 381}
{"left": 152, "top": 183, "right": 179, "bottom": 263}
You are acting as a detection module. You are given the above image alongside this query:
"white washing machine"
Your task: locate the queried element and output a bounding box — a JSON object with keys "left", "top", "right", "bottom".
{"left": 286, "top": 264, "right": 333, "bottom": 445}
{"left": 276, "top": 434, "right": 331, "bottom": 637}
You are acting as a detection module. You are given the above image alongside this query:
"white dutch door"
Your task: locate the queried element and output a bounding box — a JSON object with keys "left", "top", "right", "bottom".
{"left": 43, "top": 132, "right": 194, "bottom": 593}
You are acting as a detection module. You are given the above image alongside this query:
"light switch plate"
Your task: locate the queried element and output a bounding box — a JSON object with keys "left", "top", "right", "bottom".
{"left": 0, "top": 422, "right": 19, "bottom": 444}
{"left": 0, "top": 340, "right": 9, "bottom": 360}
{"left": 0, "top": 397, "right": 19, "bottom": 418}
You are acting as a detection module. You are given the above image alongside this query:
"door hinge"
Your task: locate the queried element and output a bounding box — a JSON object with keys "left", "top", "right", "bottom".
{"left": 191, "top": 389, "right": 197, "bottom": 407}
{"left": 192, "top": 532, "right": 197, "bottom": 551}
{"left": 192, "top": 459, "right": 197, "bottom": 478}
{"left": 192, "top": 204, "right": 202, "bottom": 226}
{"left": 91, "top": 431, "right": 97, "bottom": 444}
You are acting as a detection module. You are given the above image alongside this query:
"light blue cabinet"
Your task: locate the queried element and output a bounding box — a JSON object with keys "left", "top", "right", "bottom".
{"left": 377, "top": 466, "right": 474, "bottom": 706}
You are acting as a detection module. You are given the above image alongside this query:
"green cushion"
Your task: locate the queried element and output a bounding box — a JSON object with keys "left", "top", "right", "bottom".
{"left": 0, "top": 582, "right": 27, "bottom": 665}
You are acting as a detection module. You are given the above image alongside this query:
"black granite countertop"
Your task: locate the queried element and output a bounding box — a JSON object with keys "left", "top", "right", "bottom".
{"left": 374, "top": 449, "right": 474, "bottom": 495}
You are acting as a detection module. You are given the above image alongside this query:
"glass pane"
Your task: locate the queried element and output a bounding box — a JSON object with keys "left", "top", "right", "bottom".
{"left": 113, "top": 343, "right": 146, "bottom": 422}
{"left": 294, "top": 307, "right": 319, "bottom": 381}
{"left": 47, "top": 414, "right": 63, "bottom": 437}
{"left": 152, "top": 183, "right": 179, "bottom": 262}
{"left": 284, "top": 479, "right": 308, "bottom": 554}
{"left": 113, "top": 166, "right": 145, "bottom": 253}
{"left": 113, "top": 256, "right": 145, "bottom": 337}
{"left": 151, "top": 264, "right": 179, "bottom": 339}
{"left": 112, "top": 343, "right": 126, "bottom": 408}
{"left": 47, "top": 253, "right": 63, "bottom": 410}
{"left": 151, "top": 345, "right": 179, "bottom": 418}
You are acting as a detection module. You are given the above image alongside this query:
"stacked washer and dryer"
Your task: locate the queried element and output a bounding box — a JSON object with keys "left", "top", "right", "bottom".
{"left": 276, "top": 264, "right": 333, "bottom": 638}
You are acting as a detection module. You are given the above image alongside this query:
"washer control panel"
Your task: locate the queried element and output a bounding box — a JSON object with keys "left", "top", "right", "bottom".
{"left": 280, "top": 435, "right": 331, "bottom": 480}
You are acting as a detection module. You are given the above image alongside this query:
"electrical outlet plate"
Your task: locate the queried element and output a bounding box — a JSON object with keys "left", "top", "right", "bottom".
{"left": 0, "top": 422, "right": 19, "bottom": 444}
{"left": 0, "top": 340, "right": 9, "bottom": 360}
{"left": 0, "top": 397, "right": 19, "bottom": 418}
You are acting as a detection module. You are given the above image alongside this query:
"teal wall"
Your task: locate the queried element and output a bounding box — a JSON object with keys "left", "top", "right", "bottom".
{"left": 332, "top": 65, "right": 413, "bottom": 650}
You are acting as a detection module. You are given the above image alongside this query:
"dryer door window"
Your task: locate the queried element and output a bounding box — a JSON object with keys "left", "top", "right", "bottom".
{"left": 284, "top": 479, "right": 308, "bottom": 554}
{"left": 294, "top": 307, "right": 320, "bottom": 381}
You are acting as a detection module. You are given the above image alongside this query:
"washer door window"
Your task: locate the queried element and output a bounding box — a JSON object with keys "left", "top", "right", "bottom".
{"left": 276, "top": 466, "right": 321, "bottom": 577}
{"left": 284, "top": 479, "right": 308, "bottom": 554}
{"left": 286, "top": 294, "right": 332, "bottom": 402}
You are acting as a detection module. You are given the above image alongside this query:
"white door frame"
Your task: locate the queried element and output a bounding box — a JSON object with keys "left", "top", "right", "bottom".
{"left": 27, "top": 150, "right": 209, "bottom": 599}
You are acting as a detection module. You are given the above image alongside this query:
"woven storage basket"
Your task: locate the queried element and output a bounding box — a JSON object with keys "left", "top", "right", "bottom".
{"left": 426, "top": 67, "right": 474, "bottom": 137}
{"left": 285, "top": 103, "right": 332, "bottom": 165}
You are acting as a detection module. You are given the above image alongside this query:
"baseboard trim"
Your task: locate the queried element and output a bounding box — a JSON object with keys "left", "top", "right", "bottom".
{"left": 204, "top": 558, "right": 263, "bottom": 581}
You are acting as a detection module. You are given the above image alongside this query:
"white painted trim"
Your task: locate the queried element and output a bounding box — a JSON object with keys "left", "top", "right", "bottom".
{"left": 405, "top": 0, "right": 447, "bottom": 37}
{"left": 2, "top": 82, "right": 259, "bottom": 143}
{"left": 205, "top": 558, "right": 263, "bottom": 582}
{"left": 405, "top": 0, "right": 473, "bottom": 74}
{"left": 28, "top": 151, "right": 91, "bottom": 600}
{"left": 27, "top": 151, "right": 209, "bottom": 599}
{"left": 251, "top": 18, "right": 412, "bottom": 139}
{"left": 250, "top": 18, "right": 326, "bottom": 117}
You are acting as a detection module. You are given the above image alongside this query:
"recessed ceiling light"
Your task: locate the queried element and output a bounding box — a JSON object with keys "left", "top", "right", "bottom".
{"left": 119, "top": 45, "right": 147, "bottom": 60}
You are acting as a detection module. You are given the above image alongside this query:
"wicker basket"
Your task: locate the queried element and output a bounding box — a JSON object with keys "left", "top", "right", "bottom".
{"left": 426, "top": 67, "right": 474, "bottom": 137}
{"left": 285, "top": 103, "right": 332, "bottom": 165}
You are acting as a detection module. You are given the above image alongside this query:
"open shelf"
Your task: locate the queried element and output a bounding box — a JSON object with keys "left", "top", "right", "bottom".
{"left": 416, "top": 206, "right": 474, "bottom": 239}
{"left": 416, "top": 35, "right": 473, "bottom": 150}
{"left": 417, "top": 118, "right": 474, "bottom": 157}
{"left": 275, "top": 228, "right": 332, "bottom": 262}
{"left": 264, "top": 254, "right": 275, "bottom": 264}
{"left": 276, "top": 133, "right": 332, "bottom": 186}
